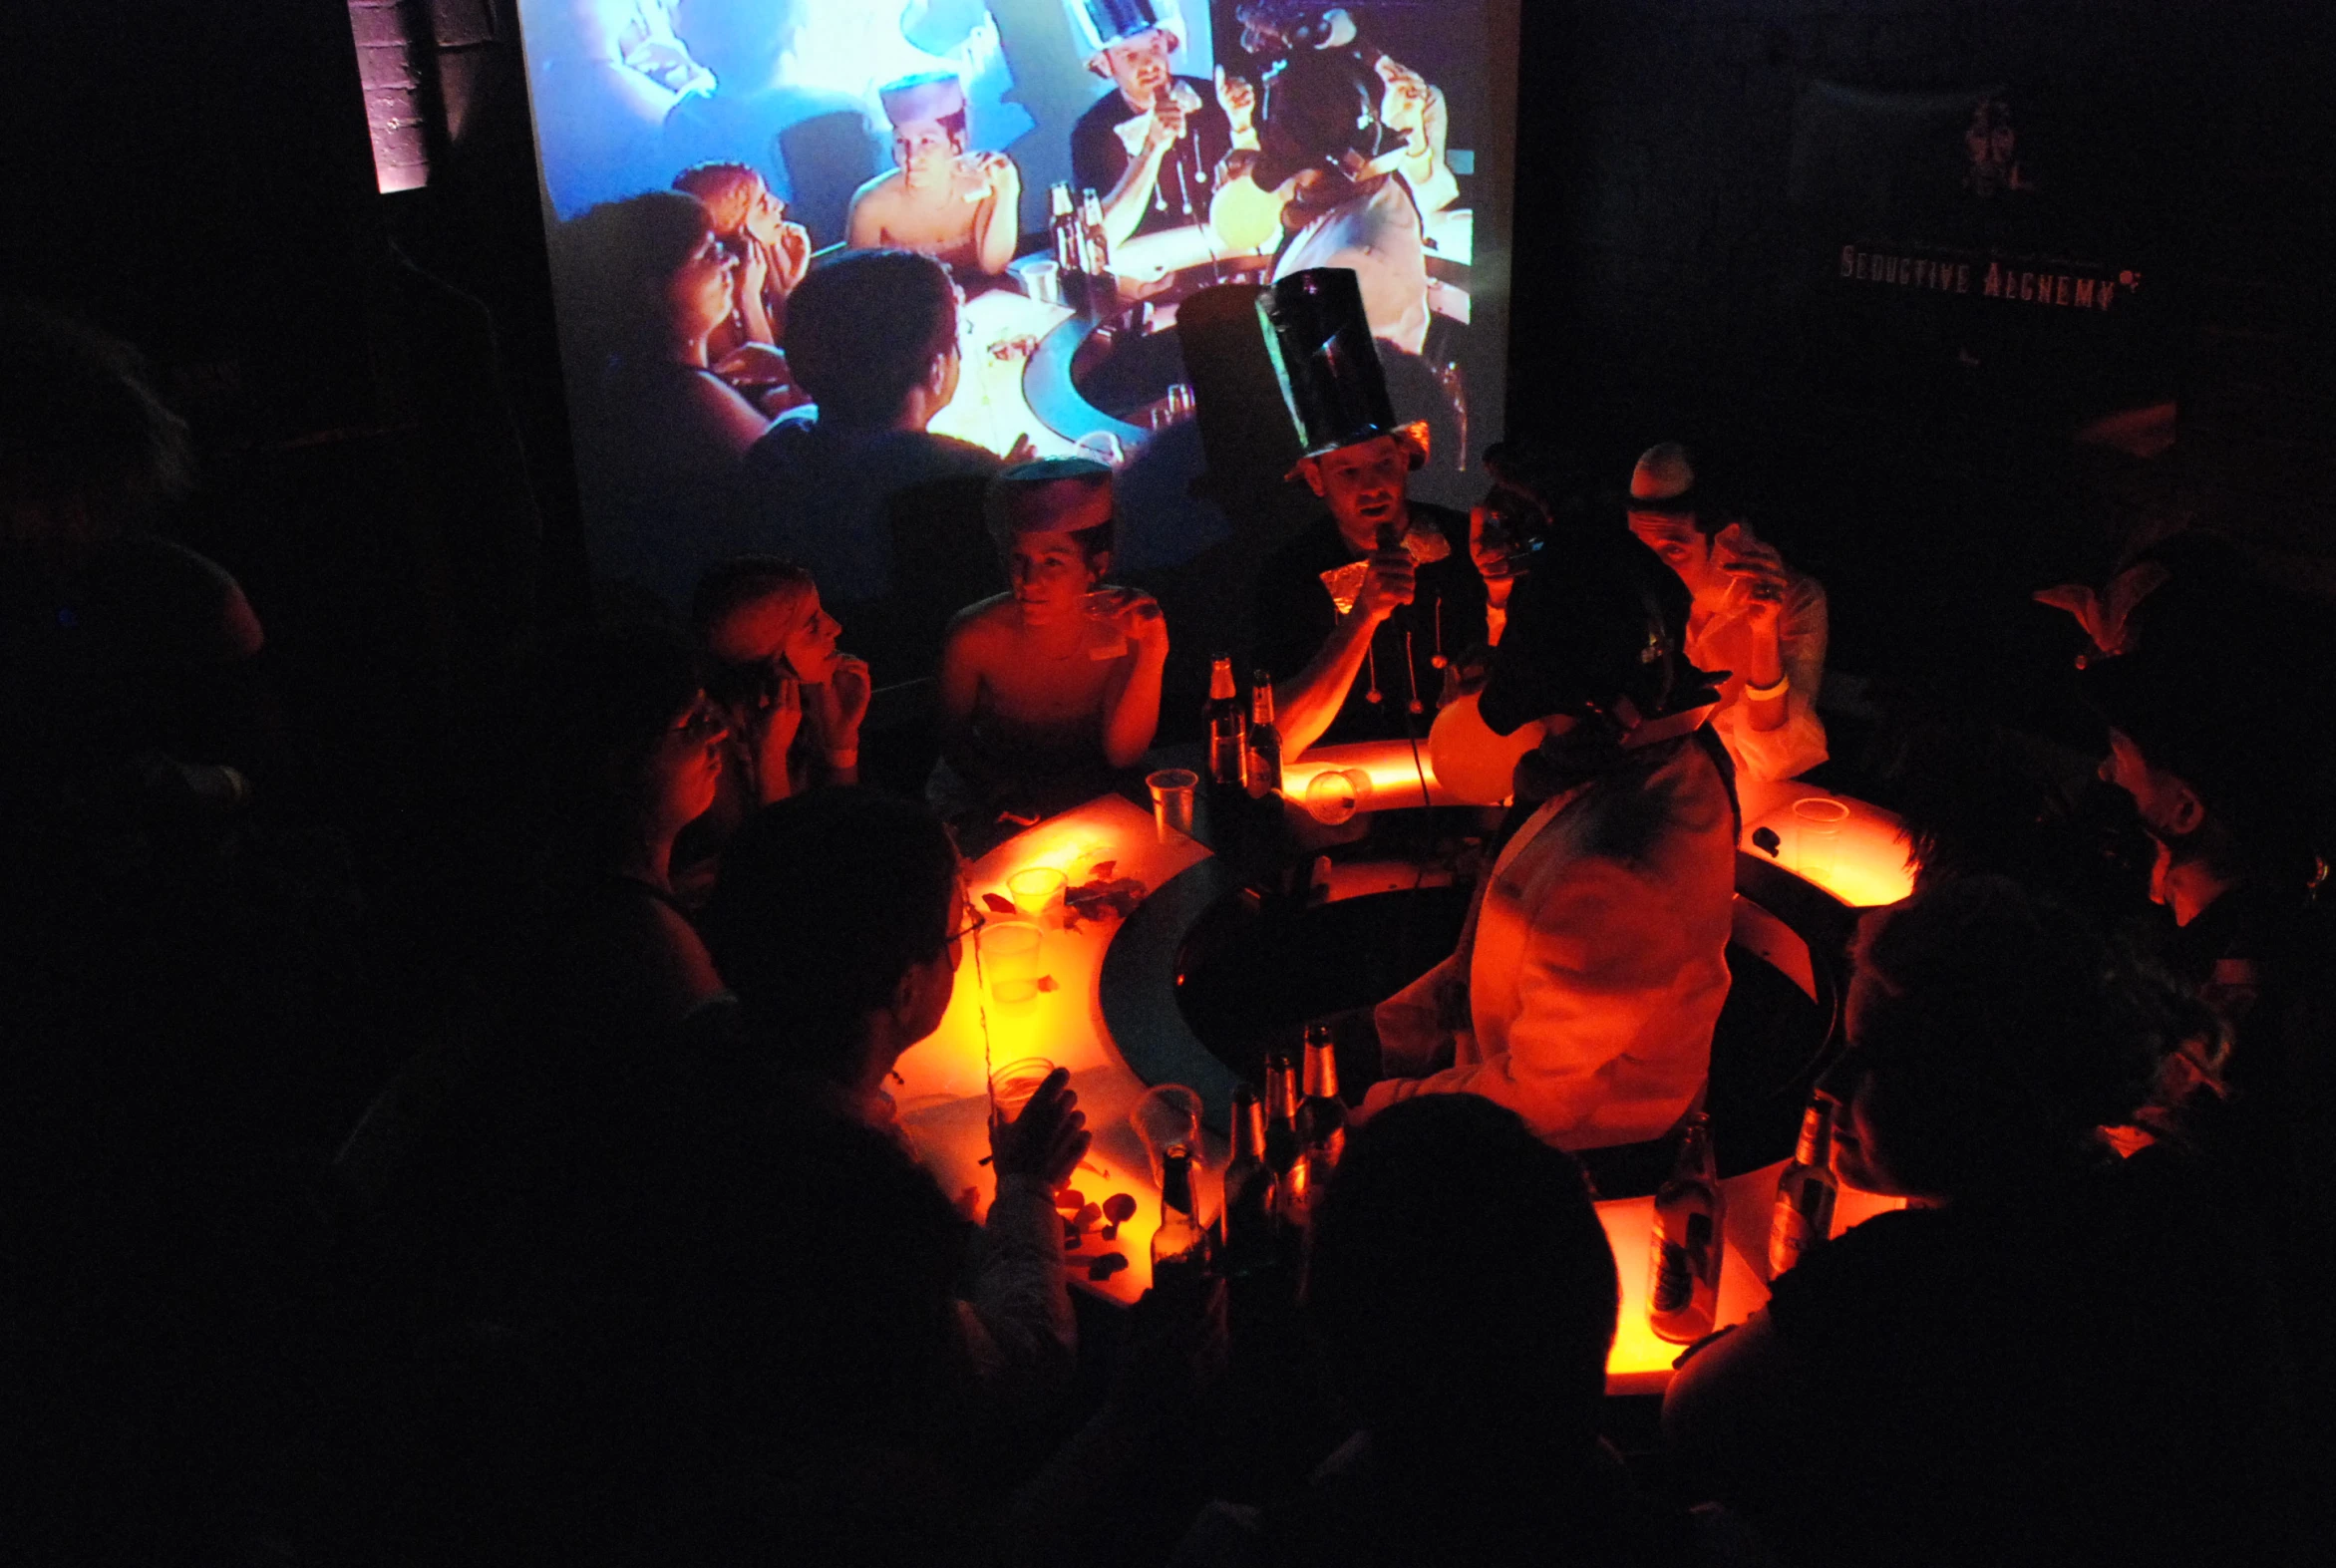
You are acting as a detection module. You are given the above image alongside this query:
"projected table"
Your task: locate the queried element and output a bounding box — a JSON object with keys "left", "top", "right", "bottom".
{"left": 890, "top": 743, "right": 1910, "bottom": 1390}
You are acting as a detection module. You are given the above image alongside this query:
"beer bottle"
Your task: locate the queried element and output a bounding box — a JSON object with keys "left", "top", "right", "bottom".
{"left": 1218, "top": 1084, "right": 1276, "bottom": 1274}
{"left": 1151, "top": 1143, "right": 1211, "bottom": 1295}
{"left": 1767, "top": 1099, "right": 1838, "bottom": 1279}
{"left": 1205, "top": 655, "right": 1248, "bottom": 792}
{"left": 1297, "top": 1024, "right": 1348, "bottom": 1174}
{"left": 1649, "top": 1112, "right": 1724, "bottom": 1343}
{"left": 1262, "top": 1051, "right": 1306, "bottom": 1226}
{"left": 1049, "top": 182, "right": 1081, "bottom": 271}
{"left": 1246, "top": 671, "right": 1284, "bottom": 797}
{"left": 1078, "top": 186, "right": 1116, "bottom": 303}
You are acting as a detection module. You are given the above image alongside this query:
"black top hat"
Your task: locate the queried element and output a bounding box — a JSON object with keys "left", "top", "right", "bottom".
{"left": 1477, "top": 534, "right": 1722, "bottom": 741}
{"left": 1258, "top": 268, "right": 1421, "bottom": 463}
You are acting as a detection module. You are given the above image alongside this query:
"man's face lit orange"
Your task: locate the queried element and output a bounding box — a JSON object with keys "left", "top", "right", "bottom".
{"left": 1304, "top": 436, "right": 1412, "bottom": 551}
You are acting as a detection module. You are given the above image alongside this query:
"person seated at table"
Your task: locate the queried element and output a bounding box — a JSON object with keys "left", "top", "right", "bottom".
{"left": 552, "top": 189, "right": 772, "bottom": 606}
{"left": 1361, "top": 533, "right": 1736, "bottom": 1153}
{"left": 845, "top": 72, "right": 1020, "bottom": 279}
{"left": 671, "top": 161, "right": 812, "bottom": 373}
{"left": 701, "top": 786, "right": 1089, "bottom": 1406}
{"left": 526, "top": 619, "right": 734, "bottom": 1040}
{"left": 1625, "top": 443, "right": 1828, "bottom": 784}
{"left": 1663, "top": 876, "right": 2303, "bottom": 1567}
{"left": 736, "top": 249, "right": 1007, "bottom": 657}
{"left": 1067, "top": 0, "right": 1249, "bottom": 247}
{"left": 1172, "top": 1095, "right": 1690, "bottom": 1568}
{"left": 930, "top": 459, "right": 1168, "bottom": 847}
{"left": 1250, "top": 270, "right": 1485, "bottom": 757}
{"left": 680, "top": 557, "right": 869, "bottom": 889}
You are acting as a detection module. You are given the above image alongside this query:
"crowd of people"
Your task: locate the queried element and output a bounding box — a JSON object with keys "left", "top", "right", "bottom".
{"left": 10, "top": 196, "right": 2334, "bottom": 1566}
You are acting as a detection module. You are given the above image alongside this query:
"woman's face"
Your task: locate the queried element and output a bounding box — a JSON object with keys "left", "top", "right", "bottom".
{"left": 1008, "top": 528, "right": 1105, "bottom": 625}
{"left": 666, "top": 229, "right": 737, "bottom": 339}
{"left": 639, "top": 693, "right": 727, "bottom": 836}
{"left": 708, "top": 585, "right": 842, "bottom": 686}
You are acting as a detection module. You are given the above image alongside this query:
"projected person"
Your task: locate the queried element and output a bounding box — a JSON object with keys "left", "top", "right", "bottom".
{"left": 662, "top": 0, "right": 883, "bottom": 249}
{"left": 736, "top": 249, "right": 1014, "bottom": 669}
{"left": 1237, "top": 17, "right": 1437, "bottom": 354}
{"left": 845, "top": 73, "right": 1021, "bottom": 279}
{"left": 672, "top": 162, "right": 811, "bottom": 374}
{"left": 552, "top": 189, "right": 773, "bottom": 606}
{"left": 930, "top": 459, "right": 1168, "bottom": 844}
{"left": 525, "top": 0, "right": 704, "bottom": 216}
{"left": 1249, "top": 271, "right": 1485, "bottom": 756}
{"left": 1065, "top": 1, "right": 1253, "bottom": 247}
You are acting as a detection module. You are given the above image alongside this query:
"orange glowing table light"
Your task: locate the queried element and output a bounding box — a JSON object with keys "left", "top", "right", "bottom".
{"left": 889, "top": 748, "right": 1914, "bottom": 1388}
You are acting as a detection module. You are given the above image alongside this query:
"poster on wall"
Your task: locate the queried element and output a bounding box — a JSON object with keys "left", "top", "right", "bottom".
{"left": 1787, "top": 81, "right": 2172, "bottom": 446}
{"left": 515, "top": 0, "right": 1514, "bottom": 660}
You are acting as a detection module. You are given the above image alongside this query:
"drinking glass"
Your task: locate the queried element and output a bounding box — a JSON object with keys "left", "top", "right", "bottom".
{"left": 1131, "top": 1084, "right": 1203, "bottom": 1193}
{"left": 989, "top": 1056, "right": 1056, "bottom": 1121}
{"left": 1792, "top": 796, "right": 1849, "bottom": 882}
{"left": 979, "top": 919, "right": 1044, "bottom": 1009}
{"left": 1007, "top": 866, "right": 1068, "bottom": 926}
{"left": 1148, "top": 768, "right": 1198, "bottom": 842}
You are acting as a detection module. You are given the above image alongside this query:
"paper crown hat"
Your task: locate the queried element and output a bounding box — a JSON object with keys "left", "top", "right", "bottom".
{"left": 1257, "top": 268, "right": 1425, "bottom": 466}
{"left": 878, "top": 72, "right": 967, "bottom": 126}
{"left": 1067, "top": 0, "right": 1183, "bottom": 58}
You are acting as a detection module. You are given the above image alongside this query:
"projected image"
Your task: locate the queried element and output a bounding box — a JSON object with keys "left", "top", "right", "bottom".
{"left": 522, "top": 1, "right": 1504, "bottom": 670}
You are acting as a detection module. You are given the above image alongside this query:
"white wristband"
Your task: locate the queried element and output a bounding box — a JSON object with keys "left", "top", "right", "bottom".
{"left": 1743, "top": 675, "right": 1790, "bottom": 702}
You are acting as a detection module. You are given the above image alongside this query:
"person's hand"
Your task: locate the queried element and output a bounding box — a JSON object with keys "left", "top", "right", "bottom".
{"left": 808, "top": 653, "right": 872, "bottom": 747}
{"left": 735, "top": 674, "right": 802, "bottom": 803}
{"left": 1375, "top": 55, "right": 1434, "bottom": 138}
{"left": 769, "top": 222, "right": 812, "bottom": 294}
{"left": 967, "top": 150, "right": 1019, "bottom": 201}
{"left": 737, "top": 235, "right": 770, "bottom": 296}
{"left": 1714, "top": 522, "right": 1788, "bottom": 630}
{"left": 1145, "top": 91, "right": 1189, "bottom": 154}
{"left": 1095, "top": 588, "right": 1168, "bottom": 655}
{"left": 1353, "top": 545, "right": 1418, "bottom": 624}
{"left": 2034, "top": 559, "right": 2169, "bottom": 661}
{"left": 1214, "top": 65, "right": 1257, "bottom": 140}
{"left": 990, "top": 1067, "right": 1091, "bottom": 1188}
{"left": 1004, "top": 433, "right": 1038, "bottom": 464}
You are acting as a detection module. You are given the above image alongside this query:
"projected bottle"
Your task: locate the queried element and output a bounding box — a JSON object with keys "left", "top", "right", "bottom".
{"left": 1078, "top": 186, "right": 1116, "bottom": 308}
{"left": 1246, "top": 672, "right": 1283, "bottom": 797}
{"left": 1151, "top": 1144, "right": 1211, "bottom": 1296}
{"left": 1649, "top": 1112, "right": 1724, "bottom": 1344}
{"left": 1767, "top": 1099, "right": 1838, "bottom": 1279}
{"left": 1218, "top": 1084, "right": 1276, "bottom": 1274}
{"left": 1049, "top": 181, "right": 1080, "bottom": 271}
{"left": 1297, "top": 1024, "right": 1348, "bottom": 1176}
{"left": 1205, "top": 655, "right": 1248, "bottom": 792}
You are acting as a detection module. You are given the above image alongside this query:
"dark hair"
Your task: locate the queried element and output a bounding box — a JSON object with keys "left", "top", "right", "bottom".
{"left": 530, "top": 619, "right": 704, "bottom": 852}
{"left": 1846, "top": 876, "right": 2177, "bottom": 1192}
{"left": 701, "top": 787, "right": 959, "bottom": 1073}
{"left": 553, "top": 190, "right": 714, "bottom": 361}
{"left": 1305, "top": 1097, "right": 1617, "bottom": 1459}
{"left": 782, "top": 250, "right": 957, "bottom": 426}
{"left": 690, "top": 555, "right": 817, "bottom": 642}
{"left": 0, "top": 298, "right": 191, "bottom": 537}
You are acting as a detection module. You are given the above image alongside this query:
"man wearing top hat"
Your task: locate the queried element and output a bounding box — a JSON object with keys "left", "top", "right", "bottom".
{"left": 1250, "top": 269, "right": 1485, "bottom": 755}
{"left": 1359, "top": 531, "right": 1740, "bottom": 1153}
{"left": 1066, "top": 1, "right": 1254, "bottom": 248}
{"left": 847, "top": 71, "right": 1021, "bottom": 277}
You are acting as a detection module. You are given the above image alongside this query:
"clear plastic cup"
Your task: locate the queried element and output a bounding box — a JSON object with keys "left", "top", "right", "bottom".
{"left": 989, "top": 1056, "right": 1056, "bottom": 1120}
{"left": 979, "top": 920, "right": 1044, "bottom": 1010}
{"left": 1148, "top": 768, "right": 1198, "bottom": 842}
{"left": 1007, "top": 865, "right": 1069, "bottom": 926}
{"left": 1080, "top": 589, "right": 1131, "bottom": 661}
{"left": 1792, "top": 796, "right": 1849, "bottom": 882}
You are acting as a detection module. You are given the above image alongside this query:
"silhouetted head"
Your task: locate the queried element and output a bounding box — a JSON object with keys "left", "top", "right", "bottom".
{"left": 784, "top": 250, "right": 960, "bottom": 428}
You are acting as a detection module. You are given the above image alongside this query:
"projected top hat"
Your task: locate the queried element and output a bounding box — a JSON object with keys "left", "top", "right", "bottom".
{"left": 1257, "top": 267, "right": 1427, "bottom": 468}
{"left": 1067, "top": 0, "right": 1184, "bottom": 58}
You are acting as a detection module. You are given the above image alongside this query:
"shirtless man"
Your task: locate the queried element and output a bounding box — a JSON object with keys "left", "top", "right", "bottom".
{"left": 846, "top": 72, "right": 1021, "bottom": 278}
{"left": 930, "top": 460, "right": 1168, "bottom": 839}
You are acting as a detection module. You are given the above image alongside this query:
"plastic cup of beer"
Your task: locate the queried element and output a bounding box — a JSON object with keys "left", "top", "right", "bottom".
{"left": 980, "top": 919, "right": 1044, "bottom": 1010}
{"left": 1792, "top": 796, "right": 1849, "bottom": 882}
{"left": 1149, "top": 768, "right": 1198, "bottom": 842}
{"left": 989, "top": 1056, "right": 1056, "bottom": 1122}
{"left": 1080, "top": 588, "right": 1131, "bottom": 661}
{"left": 1007, "top": 865, "right": 1069, "bottom": 927}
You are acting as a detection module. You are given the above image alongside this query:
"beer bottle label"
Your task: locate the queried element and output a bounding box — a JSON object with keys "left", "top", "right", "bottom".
{"left": 1651, "top": 1238, "right": 1696, "bottom": 1314}
{"left": 1769, "top": 1205, "right": 1818, "bottom": 1273}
